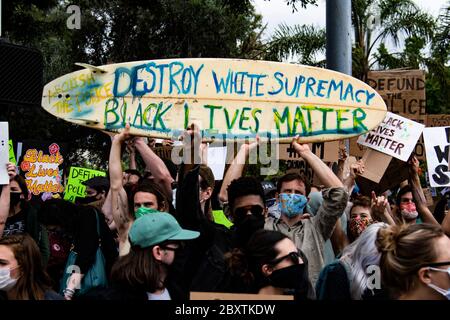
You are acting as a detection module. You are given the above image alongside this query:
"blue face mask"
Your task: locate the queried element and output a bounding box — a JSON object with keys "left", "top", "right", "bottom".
{"left": 278, "top": 193, "right": 308, "bottom": 218}
{"left": 427, "top": 267, "right": 450, "bottom": 300}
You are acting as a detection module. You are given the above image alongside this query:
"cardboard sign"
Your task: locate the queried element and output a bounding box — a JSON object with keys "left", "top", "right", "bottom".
{"left": 18, "top": 141, "right": 66, "bottom": 197}
{"left": 357, "top": 112, "right": 424, "bottom": 161}
{"left": 8, "top": 140, "right": 16, "bottom": 164}
{"left": 152, "top": 146, "right": 173, "bottom": 160}
{"left": 0, "top": 122, "right": 9, "bottom": 185}
{"left": 427, "top": 114, "right": 450, "bottom": 128}
{"left": 42, "top": 59, "right": 387, "bottom": 143}
{"left": 190, "top": 292, "right": 293, "bottom": 300}
{"left": 63, "top": 167, "right": 107, "bottom": 202}
{"left": 356, "top": 149, "right": 410, "bottom": 195}
{"left": 423, "top": 127, "right": 450, "bottom": 187}
{"left": 367, "top": 70, "right": 427, "bottom": 159}
{"left": 422, "top": 188, "right": 434, "bottom": 207}
{"left": 278, "top": 141, "right": 339, "bottom": 162}
{"left": 349, "top": 136, "right": 366, "bottom": 157}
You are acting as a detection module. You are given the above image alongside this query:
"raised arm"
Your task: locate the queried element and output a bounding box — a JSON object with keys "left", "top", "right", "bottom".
{"left": 408, "top": 156, "right": 439, "bottom": 225}
{"left": 292, "top": 139, "right": 343, "bottom": 188}
{"left": 0, "top": 163, "right": 15, "bottom": 237}
{"left": 342, "top": 159, "right": 365, "bottom": 194}
{"left": 109, "top": 125, "right": 132, "bottom": 239}
{"left": 218, "top": 137, "right": 259, "bottom": 203}
{"left": 370, "top": 191, "right": 396, "bottom": 225}
{"left": 126, "top": 140, "right": 137, "bottom": 170}
{"left": 442, "top": 208, "right": 450, "bottom": 236}
{"left": 134, "top": 137, "right": 174, "bottom": 201}
{"left": 292, "top": 139, "right": 347, "bottom": 239}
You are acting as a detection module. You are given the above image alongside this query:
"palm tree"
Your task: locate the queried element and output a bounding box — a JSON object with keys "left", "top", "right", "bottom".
{"left": 352, "top": 0, "right": 435, "bottom": 80}
{"left": 264, "top": 0, "right": 435, "bottom": 80}
{"left": 425, "top": 1, "right": 450, "bottom": 114}
{"left": 264, "top": 24, "right": 326, "bottom": 66}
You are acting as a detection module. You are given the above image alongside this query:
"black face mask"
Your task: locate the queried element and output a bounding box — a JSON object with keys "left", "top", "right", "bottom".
{"left": 10, "top": 192, "right": 22, "bottom": 207}
{"left": 268, "top": 264, "right": 311, "bottom": 300}
{"left": 232, "top": 215, "right": 265, "bottom": 247}
{"left": 75, "top": 195, "right": 98, "bottom": 205}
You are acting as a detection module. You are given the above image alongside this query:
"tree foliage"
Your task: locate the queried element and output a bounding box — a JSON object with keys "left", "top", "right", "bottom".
{"left": 0, "top": 0, "right": 264, "bottom": 169}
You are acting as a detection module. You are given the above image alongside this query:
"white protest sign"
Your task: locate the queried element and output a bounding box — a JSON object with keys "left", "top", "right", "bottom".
{"left": 357, "top": 112, "right": 425, "bottom": 161}
{"left": 207, "top": 146, "right": 227, "bottom": 180}
{"left": 423, "top": 127, "right": 450, "bottom": 187}
{"left": 0, "top": 122, "right": 9, "bottom": 185}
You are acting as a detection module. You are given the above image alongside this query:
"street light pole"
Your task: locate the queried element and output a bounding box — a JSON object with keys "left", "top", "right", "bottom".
{"left": 326, "top": 0, "right": 352, "bottom": 154}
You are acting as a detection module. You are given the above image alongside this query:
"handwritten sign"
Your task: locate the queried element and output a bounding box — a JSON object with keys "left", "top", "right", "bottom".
{"left": 367, "top": 70, "right": 427, "bottom": 159}
{"left": 278, "top": 141, "right": 339, "bottom": 162}
{"left": 18, "top": 141, "right": 66, "bottom": 197}
{"left": 357, "top": 112, "right": 424, "bottom": 161}
{"left": 0, "top": 122, "right": 9, "bottom": 185}
{"left": 42, "top": 59, "right": 387, "bottom": 143}
{"left": 427, "top": 114, "right": 450, "bottom": 128}
{"left": 64, "top": 167, "right": 107, "bottom": 202}
{"left": 423, "top": 127, "right": 450, "bottom": 187}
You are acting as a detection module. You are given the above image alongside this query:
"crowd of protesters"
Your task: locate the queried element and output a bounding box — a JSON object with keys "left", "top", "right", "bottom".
{"left": 1, "top": 123, "right": 449, "bottom": 301}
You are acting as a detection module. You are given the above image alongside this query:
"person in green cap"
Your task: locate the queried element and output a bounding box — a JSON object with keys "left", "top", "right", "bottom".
{"left": 77, "top": 211, "right": 199, "bottom": 301}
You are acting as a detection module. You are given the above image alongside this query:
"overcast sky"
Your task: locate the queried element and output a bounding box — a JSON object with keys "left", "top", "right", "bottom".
{"left": 254, "top": 0, "right": 448, "bottom": 40}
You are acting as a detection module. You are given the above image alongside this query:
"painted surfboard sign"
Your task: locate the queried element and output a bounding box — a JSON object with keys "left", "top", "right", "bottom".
{"left": 42, "top": 58, "right": 387, "bottom": 142}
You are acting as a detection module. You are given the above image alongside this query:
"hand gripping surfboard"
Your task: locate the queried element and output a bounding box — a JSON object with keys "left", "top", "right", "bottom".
{"left": 42, "top": 58, "right": 387, "bottom": 142}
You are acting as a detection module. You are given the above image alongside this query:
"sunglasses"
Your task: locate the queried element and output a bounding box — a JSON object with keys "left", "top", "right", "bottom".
{"left": 234, "top": 205, "right": 264, "bottom": 218}
{"left": 270, "top": 251, "right": 303, "bottom": 266}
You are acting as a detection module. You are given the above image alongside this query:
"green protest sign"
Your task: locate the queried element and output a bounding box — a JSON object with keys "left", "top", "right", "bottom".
{"left": 63, "top": 166, "right": 106, "bottom": 203}
{"left": 8, "top": 140, "right": 16, "bottom": 164}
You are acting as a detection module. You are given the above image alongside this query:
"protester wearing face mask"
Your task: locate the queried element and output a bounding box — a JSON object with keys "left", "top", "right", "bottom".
{"left": 377, "top": 223, "right": 450, "bottom": 300}
{"left": 264, "top": 141, "right": 348, "bottom": 287}
{"left": 348, "top": 196, "right": 374, "bottom": 242}
{"left": 0, "top": 163, "right": 49, "bottom": 265}
{"left": 0, "top": 234, "right": 62, "bottom": 300}
{"left": 394, "top": 186, "right": 420, "bottom": 224}
{"left": 78, "top": 212, "right": 199, "bottom": 301}
{"left": 225, "top": 230, "right": 315, "bottom": 300}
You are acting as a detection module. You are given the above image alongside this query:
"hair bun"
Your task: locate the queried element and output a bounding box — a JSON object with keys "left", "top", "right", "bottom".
{"left": 376, "top": 224, "right": 407, "bottom": 253}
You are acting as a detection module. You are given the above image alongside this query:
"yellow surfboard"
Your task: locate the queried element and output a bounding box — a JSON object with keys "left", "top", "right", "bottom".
{"left": 42, "top": 58, "right": 387, "bottom": 142}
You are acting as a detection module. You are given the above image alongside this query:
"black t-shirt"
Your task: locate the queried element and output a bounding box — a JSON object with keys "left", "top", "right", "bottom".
{"left": 3, "top": 210, "right": 26, "bottom": 236}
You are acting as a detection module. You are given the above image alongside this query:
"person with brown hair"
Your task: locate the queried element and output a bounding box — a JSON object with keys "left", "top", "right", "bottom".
{"left": 78, "top": 211, "right": 199, "bottom": 301}
{"left": 376, "top": 223, "right": 450, "bottom": 300}
{"left": 0, "top": 234, "right": 62, "bottom": 300}
{"left": 0, "top": 163, "right": 49, "bottom": 264}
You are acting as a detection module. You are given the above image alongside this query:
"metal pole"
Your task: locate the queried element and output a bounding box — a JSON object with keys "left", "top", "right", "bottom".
{"left": 326, "top": 0, "right": 352, "bottom": 74}
{"left": 326, "top": 0, "right": 352, "bottom": 153}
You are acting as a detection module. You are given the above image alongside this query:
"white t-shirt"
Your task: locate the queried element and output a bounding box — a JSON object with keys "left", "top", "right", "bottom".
{"left": 147, "top": 288, "right": 171, "bottom": 300}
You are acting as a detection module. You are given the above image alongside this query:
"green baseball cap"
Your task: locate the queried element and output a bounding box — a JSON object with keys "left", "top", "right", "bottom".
{"left": 129, "top": 212, "right": 200, "bottom": 248}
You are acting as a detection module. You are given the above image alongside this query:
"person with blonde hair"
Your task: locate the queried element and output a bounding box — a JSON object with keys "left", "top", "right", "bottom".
{"left": 376, "top": 223, "right": 450, "bottom": 300}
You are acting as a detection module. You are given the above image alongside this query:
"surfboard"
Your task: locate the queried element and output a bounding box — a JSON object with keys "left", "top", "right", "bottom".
{"left": 41, "top": 58, "right": 387, "bottom": 142}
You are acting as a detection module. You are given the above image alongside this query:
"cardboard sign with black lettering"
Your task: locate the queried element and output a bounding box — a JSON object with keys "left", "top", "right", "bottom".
{"left": 357, "top": 112, "right": 424, "bottom": 161}
{"left": 278, "top": 141, "right": 339, "bottom": 162}
{"left": 427, "top": 114, "right": 450, "bottom": 128}
{"left": 367, "top": 70, "right": 427, "bottom": 160}
{"left": 423, "top": 127, "right": 450, "bottom": 187}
